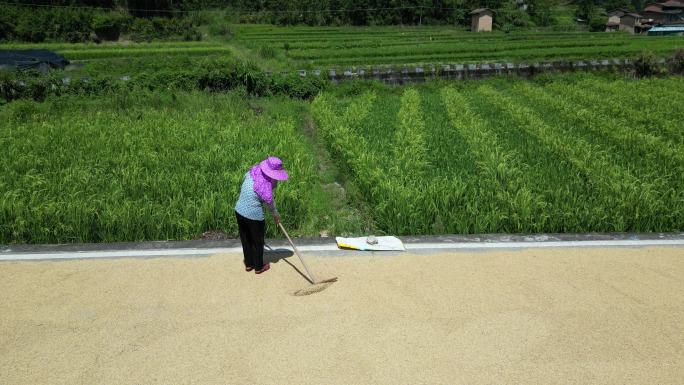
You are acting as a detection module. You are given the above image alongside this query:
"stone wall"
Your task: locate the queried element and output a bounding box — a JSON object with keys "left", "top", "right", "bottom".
{"left": 34, "top": 58, "right": 664, "bottom": 89}
{"left": 273, "top": 58, "right": 654, "bottom": 85}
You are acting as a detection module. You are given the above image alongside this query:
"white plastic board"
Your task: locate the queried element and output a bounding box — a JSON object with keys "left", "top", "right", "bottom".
{"left": 335, "top": 236, "right": 406, "bottom": 251}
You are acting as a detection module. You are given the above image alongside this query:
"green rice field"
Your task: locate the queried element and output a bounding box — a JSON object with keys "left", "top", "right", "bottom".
{"left": 311, "top": 76, "right": 684, "bottom": 235}
{"left": 4, "top": 24, "right": 683, "bottom": 72}
{"left": 232, "top": 25, "right": 684, "bottom": 69}
{"left": 1, "top": 74, "right": 683, "bottom": 243}
{"left": 0, "top": 91, "right": 362, "bottom": 243}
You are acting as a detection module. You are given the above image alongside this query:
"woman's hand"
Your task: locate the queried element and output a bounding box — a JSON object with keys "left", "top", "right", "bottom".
{"left": 273, "top": 212, "right": 281, "bottom": 225}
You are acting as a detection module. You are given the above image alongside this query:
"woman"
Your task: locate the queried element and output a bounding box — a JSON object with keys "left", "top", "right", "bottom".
{"left": 235, "top": 156, "right": 288, "bottom": 274}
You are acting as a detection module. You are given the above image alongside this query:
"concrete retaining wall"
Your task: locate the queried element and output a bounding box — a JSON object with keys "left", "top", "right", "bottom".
{"left": 18, "top": 58, "right": 663, "bottom": 89}
{"left": 270, "top": 58, "right": 653, "bottom": 85}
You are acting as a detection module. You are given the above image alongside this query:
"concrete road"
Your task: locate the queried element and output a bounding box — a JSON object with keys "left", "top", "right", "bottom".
{"left": 1, "top": 246, "right": 683, "bottom": 384}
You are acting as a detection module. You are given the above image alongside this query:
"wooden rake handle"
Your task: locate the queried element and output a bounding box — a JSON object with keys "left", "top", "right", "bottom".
{"left": 278, "top": 222, "right": 318, "bottom": 284}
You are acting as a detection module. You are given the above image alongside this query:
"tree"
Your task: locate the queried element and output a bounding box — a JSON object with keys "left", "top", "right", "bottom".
{"left": 497, "top": 0, "right": 532, "bottom": 28}
{"left": 575, "top": 0, "right": 596, "bottom": 20}
{"left": 528, "top": 0, "right": 557, "bottom": 26}
{"left": 604, "top": 0, "right": 632, "bottom": 11}
{"left": 126, "top": 0, "right": 173, "bottom": 18}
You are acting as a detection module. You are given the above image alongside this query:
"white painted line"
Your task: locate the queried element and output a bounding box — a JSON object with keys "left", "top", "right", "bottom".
{"left": 1, "top": 239, "right": 682, "bottom": 261}
{"left": 0, "top": 247, "right": 241, "bottom": 261}
{"left": 0, "top": 244, "right": 341, "bottom": 261}
{"left": 404, "top": 239, "right": 684, "bottom": 250}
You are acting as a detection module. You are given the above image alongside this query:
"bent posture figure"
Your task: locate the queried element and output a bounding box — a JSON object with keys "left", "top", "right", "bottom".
{"left": 234, "top": 156, "right": 289, "bottom": 274}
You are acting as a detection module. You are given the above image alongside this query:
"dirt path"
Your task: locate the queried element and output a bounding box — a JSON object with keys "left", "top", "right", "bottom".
{"left": 1, "top": 246, "right": 683, "bottom": 384}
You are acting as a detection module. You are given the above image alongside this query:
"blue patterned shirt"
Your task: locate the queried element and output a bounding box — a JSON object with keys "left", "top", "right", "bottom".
{"left": 235, "top": 172, "right": 277, "bottom": 221}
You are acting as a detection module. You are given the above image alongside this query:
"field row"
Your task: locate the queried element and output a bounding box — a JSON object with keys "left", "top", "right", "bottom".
{"left": 232, "top": 25, "right": 684, "bottom": 68}
{"left": 6, "top": 25, "right": 680, "bottom": 71}
{"left": 311, "top": 78, "right": 683, "bottom": 234}
{"left": 1, "top": 76, "right": 682, "bottom": 243}
{"left": 0, "top": 92, "right": 358, "bottom": 243}
{"left": 286, "top": 39, "right": 656, "bottom": 60}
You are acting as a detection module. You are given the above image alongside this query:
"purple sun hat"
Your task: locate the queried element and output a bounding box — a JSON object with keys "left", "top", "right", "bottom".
{"left": 259, "top": 156, "right": 289, "bottom": 181}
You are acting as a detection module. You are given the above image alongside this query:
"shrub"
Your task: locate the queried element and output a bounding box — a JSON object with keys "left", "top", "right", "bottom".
{"left": 92, "top": 12, "right": 131, "bottom": 41}
{"left": 128, "top": 18, "right": 154, "bottom": 42}
{"left": 50, "top": 8, "right": 94, "bottom": 42}
{"left": 588, "top": 14, "right": 607, "bottom": 32}
{"left": 2, "top": 58, "right": 327, "bottom": 102}
{"left": 0, "top": 7, "right": 16, "bottom": 41}
{"left": 14, "top": 16, "right": 46, "bottom": 42}
{"left": 634, "top": 51, "right": 662, "bottom": 78}
{"left": 667, "top": 49, "right": 684, "bottom": 75}
{"left": 0, "top": 70, "right": 19, "bottom": 101}
{"left": 5, "top": 7, "right": 96, "bottom": 43}
{"left": 270, "top": 74, "right": 328, "bottom": 100}
{"left": 208, "top": 23, "right": 231, "bottom": 37}
{"left": 183, "top": 30, "right": 203, "bottom": 41}
{"left": 6, "top": 98, "right": 40, "bottom": 122}
{"left": 128, "top": 16, "right": 198, "bottom": 41}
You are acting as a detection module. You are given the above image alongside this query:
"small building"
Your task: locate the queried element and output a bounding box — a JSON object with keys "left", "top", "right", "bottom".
{"left": 470, "top": 8, "right": 494, "bottom": 32}
{"left": 607, "top": 9, "right": 627, "bottom": 24}
{"left": 605, "top": 21, "right": 620, "bottom": 31}
{"left": 606, "top": 9, "right": 628, "bottom": 31}
{"left": 619, "top": 12, "right": 643, "bottom": 34}
{"left": 642, "top": 3, "right": 666, "bottom": 23}
{"left": 648, "top": 23, "right": 684, "bottom": 35}
{"left": 661, "top": 0, "right": 684, "bottom": 9}
{"left": 642, "top": 2, "right": 684, "bottom": 24}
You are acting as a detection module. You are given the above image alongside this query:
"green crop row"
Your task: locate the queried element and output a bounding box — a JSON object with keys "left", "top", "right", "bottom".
{"left": 60, "top": 46, "right": 233, "bottom": 60}
{"left": 306, "top": 48, "right": 681, "bottom": 67}
{"left": 290, "top": 44, "right": 683, "bottom": 67}
{"left": 441, "top": 87, "right": 548, "bottom": 233}
{"left": 2, "top": 75, "right": 682, "bottom": 243}
{"left": 477, "top": 84, "right": 677, "bottom": 231}
{"left": 253, "top": 33, "right": 637, "bottom": 51}
{"left": 537, "top": 82, "right": 684, "bottom": 173}
{"left": 284, "top": 37, "right": 656, "bottom": 61}
{"left": 580, "top": 78, "right": 684, "bottom": 145}
{"left": 394, "top": 88, "right": 429, "bottom": 180}
{"left": 312, "top": 78, "right": 683, "bottom": 235}
{"left": 229, "top": 24, "right": 683, "bottom": 69}
{"left": 1, "top": 41, "right": 222, "bottom": 51}
{"left": 0, "top": 91, "right": 356, "bottom": 243}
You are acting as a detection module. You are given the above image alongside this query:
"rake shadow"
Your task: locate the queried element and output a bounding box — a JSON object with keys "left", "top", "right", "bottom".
{"left": 264, "top": 246, "right": 313, "bottom": 284}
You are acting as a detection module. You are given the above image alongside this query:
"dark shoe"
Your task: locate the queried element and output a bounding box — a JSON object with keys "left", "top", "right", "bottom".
{"left": 255, "top": 263, "right": 270, "bottom": 274}
{"left": 245, "top": 266, "right": 254, "bottom": 272}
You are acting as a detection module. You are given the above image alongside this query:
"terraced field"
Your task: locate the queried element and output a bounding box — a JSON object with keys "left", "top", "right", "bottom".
{"left": 1, "top": 75, "right": 683, "bottom": 243}
{"left": 233, "top": 25, "right": 684, "bottom": 68}
{"left": 4, "top": 24, "right": 683, "bottom": 72}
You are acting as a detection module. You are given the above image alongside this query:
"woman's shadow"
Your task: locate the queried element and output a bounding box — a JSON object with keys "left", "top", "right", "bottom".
{"left": 264, "top": 245, "right": 313, "bottom": 284}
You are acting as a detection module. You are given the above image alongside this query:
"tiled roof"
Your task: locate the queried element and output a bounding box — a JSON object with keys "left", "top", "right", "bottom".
{"left": 644, "top": 4, "right": 664, "bottom": 12}
{"left": 469, "top": 8, "right": 493, "bottom": 15}
{"left": 662, "top": 0, "right": 684, "bottom": 8}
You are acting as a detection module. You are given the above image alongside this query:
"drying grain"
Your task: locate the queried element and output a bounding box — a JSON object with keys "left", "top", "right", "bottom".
{"left": 1, "top": 246, "right": 683, "bottom": 384}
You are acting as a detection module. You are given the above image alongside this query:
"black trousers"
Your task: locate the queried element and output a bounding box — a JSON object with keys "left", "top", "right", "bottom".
{"left": 235, "top": 211, "right": 266, "bottom": 269}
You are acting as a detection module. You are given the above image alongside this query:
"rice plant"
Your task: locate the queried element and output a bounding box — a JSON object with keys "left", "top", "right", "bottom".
{"left": 0, "top": 91, "right": 348, "bottom": 243}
